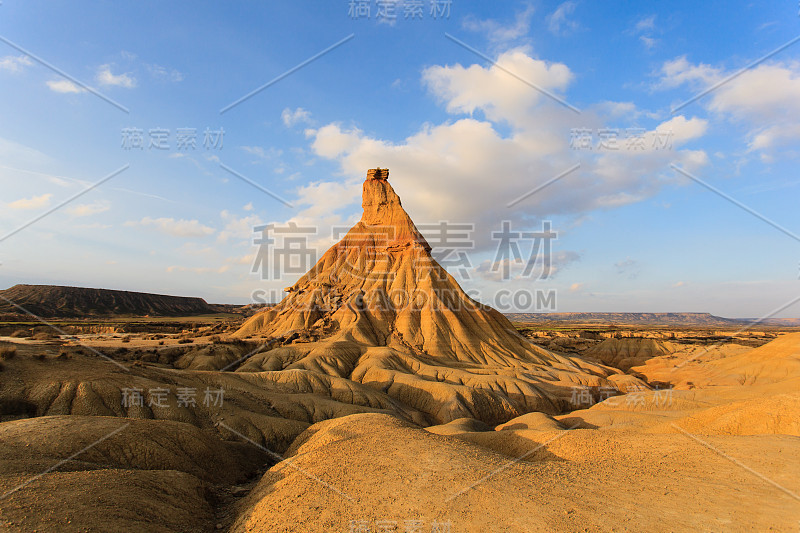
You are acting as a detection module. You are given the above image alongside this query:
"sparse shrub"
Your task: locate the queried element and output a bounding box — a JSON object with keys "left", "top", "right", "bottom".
{"left": 0, "top": 361, "right": 4, "bottom": 371}
{"left": 10, "top": 330, "right": 29, "bottom": 338}
{"left": 209, "top": 335, "right": 222, "bottom": 343}
{"left": 31, "top": 332, "right": 56, "bottom": 341}
{"left": 121, "top": 336, "right": 131, "bottom": 343}
{"left": 177, "top": 338, "right": 193, "bottom": 344}
{"left": 35, "top": 353, "right": 46, "bottom": 361}
{"left": 116, "top": 347, "right": 128, "bottom": 355}
{"left": 0, "top": 344, "right": 17, "bottom": 360}
{"left": 158, "top": 340, "right": 165, "bottom": 345}
{"left": 57, "top": 349, "right": 71, "bottom": 360}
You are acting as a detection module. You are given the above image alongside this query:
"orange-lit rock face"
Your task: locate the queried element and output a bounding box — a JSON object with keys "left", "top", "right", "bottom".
{"left": 235, "top": 168, "right": 623, "bottom": 424}
{"left": 359, "top": 170, "right": 431, "bottom": 251}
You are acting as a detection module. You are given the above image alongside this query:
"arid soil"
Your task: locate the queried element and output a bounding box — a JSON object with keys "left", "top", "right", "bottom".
{"left": 0, "top": 170, "right": 798, "bottom": 531}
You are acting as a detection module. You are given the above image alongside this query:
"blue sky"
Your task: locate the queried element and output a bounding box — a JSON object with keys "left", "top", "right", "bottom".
{"left": 0, "top": 1, "right": 798, "bottom": 317}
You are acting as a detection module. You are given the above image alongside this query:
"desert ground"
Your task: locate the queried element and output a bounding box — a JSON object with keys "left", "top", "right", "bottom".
{"left": 1, "top": 171, "right": 798, "bottom": 532}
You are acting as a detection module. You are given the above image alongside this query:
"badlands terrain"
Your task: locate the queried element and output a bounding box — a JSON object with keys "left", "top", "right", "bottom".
{"left": 0, "top": 170, "right": 798, "bottom": 531}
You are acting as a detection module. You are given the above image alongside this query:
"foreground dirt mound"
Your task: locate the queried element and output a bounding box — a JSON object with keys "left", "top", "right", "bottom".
{"left": 1, "top": 319, "right": 798, "bottom": 531}
{"left": 230, "top": 412, "right": 800, "bottom": 532}
{"left": 556, "top": 336, "right": 800, "bottom": 439}
{"left": 231, "top": 169, "right": 629, "bottom": 424}
{"left": 0, "top": 416, "right": 269, "bottom": 532}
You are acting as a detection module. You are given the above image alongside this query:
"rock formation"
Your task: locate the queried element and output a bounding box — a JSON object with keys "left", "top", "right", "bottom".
{"left": 234, "top": 169, "right": 631, "bottom": 424}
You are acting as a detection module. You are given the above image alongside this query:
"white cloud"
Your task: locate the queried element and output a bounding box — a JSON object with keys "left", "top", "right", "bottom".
{"left": 656, "top": 115, "right": 708, "bottom": 144}
{"left": 96, "top": 64, "right": 136, "bottom": 88}
{"left": 296, "top": 49, "right": 707, "bottom": 253}
{"left": 46, "top": 79, "right": 85, "bottom": 93}
{"left": 0, "top": 55, "right": 32, "bottom": 73}
{"left": 281, "top": 107, "right": 312, "bottom": 127}
{"left": 309, "top": 124, "right": 365, "bottom": 158}
{"left": 422, "top": 48, "right": 573, "bottom": 128}
{"left": 217, "top": 210, "right": 262, "bottom": 244}
{"left": 659, "top": 56, "right": 722, "bottom": 89}
{"left": 243, "top": 202, "right": 254, "bottom": 211}
{"left": 66, "top": 202, "right": 110, "bottom": 217}
{"left": 547, "top": 1, "right": 579, "bottom": 35}
{"left": 463, "top": 4, "right": 535, "bottom": 45}
{"left": 125, "top": 217, "right": 214, "bottom": 238}
{"left": 660, "top": 58, "right": 800, "bottom": 151}
{"left": 8, "top": 193, "right": 52, "bottom": 210}
{"left": 630, "top": 15, "right": 657, "bottom": 49}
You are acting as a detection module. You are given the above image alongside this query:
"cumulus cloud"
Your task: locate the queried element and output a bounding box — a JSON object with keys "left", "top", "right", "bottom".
{"left": 8, "top": 193, "right": 52, "bottom": 210}
{"left": 422, "top": 48, "right": 573, "bottom": 126}
{"left": 96, "top": 64, "right": 136, "bottom": 88}
{"left": 125, "top": 217, "right": 214, "bottom": 237}
{"left": 660, "top": 58, "right": 800, "bottom": 152}
{"left": 46, "top": 79, "right": 85, "bottom": 93}
{"left": 282, "top": 48, "right": 708, "bottom": 261}
{"left": 656, "top": 115, "right": 708, "bottom": 143}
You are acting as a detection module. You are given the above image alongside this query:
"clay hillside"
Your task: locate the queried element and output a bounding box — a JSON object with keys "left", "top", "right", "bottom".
{"left": 225, "top": 169, "right": 642, "bottom": 424}
{"left": 0, "top": 284, "right": 218, "bottom": 317}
